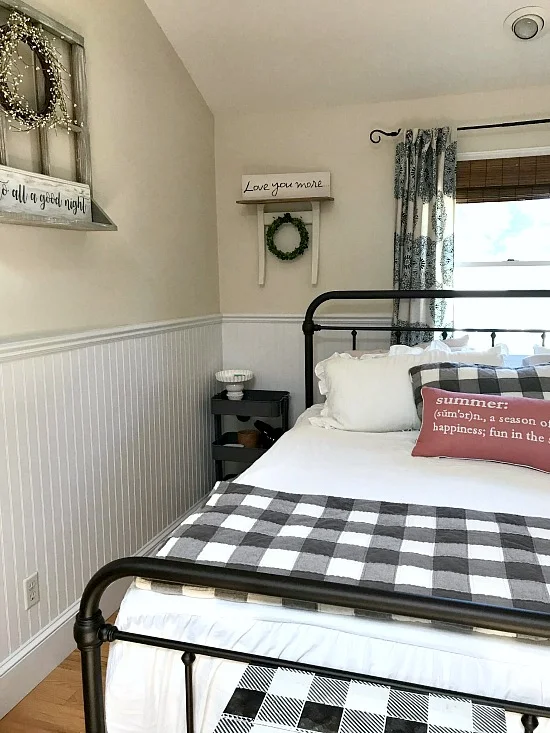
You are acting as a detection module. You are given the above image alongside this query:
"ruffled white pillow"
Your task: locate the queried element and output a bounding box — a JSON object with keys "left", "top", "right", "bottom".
{"left": 311, "top": 350, "right": 451, "bottom": 432}
{"left": 315, "top": 351, "right": 387, "bottom": 396}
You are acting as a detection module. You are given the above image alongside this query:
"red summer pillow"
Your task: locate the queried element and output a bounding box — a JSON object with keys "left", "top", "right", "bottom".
{"left": 412, "top": 386, "right": 550, "bottom": 473}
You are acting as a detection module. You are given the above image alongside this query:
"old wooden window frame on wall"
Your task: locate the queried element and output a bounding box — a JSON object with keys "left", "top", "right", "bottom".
{"left": 0, "top": 0, "right": 116, "bottom": 231}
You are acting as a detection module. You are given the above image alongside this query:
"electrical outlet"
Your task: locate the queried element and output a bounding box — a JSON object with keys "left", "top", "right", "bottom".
{"left": 24, "top": 571, "right": 40, "bottom": 610}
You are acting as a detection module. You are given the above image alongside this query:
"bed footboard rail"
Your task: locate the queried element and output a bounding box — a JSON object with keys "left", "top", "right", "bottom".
{"left": 75, "top": 556, "right": 550, "bottom": 733}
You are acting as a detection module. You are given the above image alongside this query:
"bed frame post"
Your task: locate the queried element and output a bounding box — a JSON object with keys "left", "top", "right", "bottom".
{"left": 303, "top": 317, "right": 315, "bottom": 408}
{"left": 74, "top": 609, "right": 107, "bottom": 733}
{"left": 522, "top": 715, "right": 539, "bottom": 733}
{"left": 182, "top": 652, "right": 196, "bottom": 733}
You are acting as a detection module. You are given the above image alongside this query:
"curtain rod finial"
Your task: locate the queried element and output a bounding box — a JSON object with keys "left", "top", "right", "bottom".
{"left": 370, "top": 128, "right": 402, "bottom": 144}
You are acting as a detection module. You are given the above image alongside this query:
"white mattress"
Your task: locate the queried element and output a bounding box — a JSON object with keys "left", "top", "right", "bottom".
{"left": 106, "top": 406, "right": 550, "bottom": 733}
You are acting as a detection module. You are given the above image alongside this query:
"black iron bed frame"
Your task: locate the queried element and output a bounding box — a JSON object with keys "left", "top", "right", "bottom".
{"left": 76, "top": 289, "right": 550, "bottom": 733}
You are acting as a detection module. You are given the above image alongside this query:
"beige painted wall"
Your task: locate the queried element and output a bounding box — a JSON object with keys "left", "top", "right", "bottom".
{"left": 0, "top": 0, "right": 219, "bottom": 338}
{"left": 216, "top": 84, "right": 550, "bottom": 316}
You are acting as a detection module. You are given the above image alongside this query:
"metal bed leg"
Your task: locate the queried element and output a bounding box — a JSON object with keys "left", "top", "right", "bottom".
{"left": 74, "top": 610, "right": 107, "bottom": 733}
{"left": 522, "top": 715, "right": 539, "bottom": 733}
{"left": 182, "top": 651, "right": 196, "bottom": 733}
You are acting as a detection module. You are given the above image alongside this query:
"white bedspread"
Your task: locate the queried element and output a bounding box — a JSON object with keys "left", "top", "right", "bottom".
{"left": 106, "top": 406, "right": 550, "bottom": 733}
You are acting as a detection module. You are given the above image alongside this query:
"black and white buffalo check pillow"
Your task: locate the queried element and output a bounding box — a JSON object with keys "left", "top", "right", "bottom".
{"left": 409, "top": 363, "right": 550, "bottom": 420}
{"left": 214, "top": 665, "right": 507, "bottom": 733}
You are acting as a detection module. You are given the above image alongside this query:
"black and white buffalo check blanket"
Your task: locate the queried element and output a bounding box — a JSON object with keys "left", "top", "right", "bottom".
{"left": 146, "top": 481, "right": 550, "bottom": 616}
{"left": 214, "top": 665, "right": 507, "bottom": 733}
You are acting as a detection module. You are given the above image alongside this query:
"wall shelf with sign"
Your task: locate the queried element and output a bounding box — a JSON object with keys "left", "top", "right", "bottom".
{"left": 238, "top": 172, "right": 333, "bottom": 286}
{"left": 0, "top": 200, "right": 117, "bottom": 231}
{"left": 0, "top": 165, "right": 116, "bottom": 230}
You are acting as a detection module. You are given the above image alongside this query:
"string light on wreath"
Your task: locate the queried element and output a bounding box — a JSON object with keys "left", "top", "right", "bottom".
{"left": 0, "top": 11, "right": 72, "bottom": 132}
{"left": 265, "top": 212, "right": 309, "bottom": 261}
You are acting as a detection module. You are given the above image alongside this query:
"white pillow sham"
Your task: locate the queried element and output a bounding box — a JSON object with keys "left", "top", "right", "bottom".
{"left": 388, "top": 343, "right": 508, "bottom": 359}
{"left": 523, "top": 355, "right": 550, "bottom": 367}
{"left": 315, "top": 351, "right": 383, "bottom": 396}
{"left": 534, "top": 345, "right": 550, "bottom": 355}
{"left": 311, "top": 350, "right": 451, "bottom": 432}
{"left": 415, "top": 334, "right": 469, "bottom": 350}
{"left": 311, "top": 347, "right": 506, "bottom": 433}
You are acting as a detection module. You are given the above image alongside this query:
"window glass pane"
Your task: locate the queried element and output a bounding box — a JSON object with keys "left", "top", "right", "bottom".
{"left": 455, "top": 200, "right": 550, "bottom": 262}
{"left": 454, "top": 265, "right": 550, "bottom": 353}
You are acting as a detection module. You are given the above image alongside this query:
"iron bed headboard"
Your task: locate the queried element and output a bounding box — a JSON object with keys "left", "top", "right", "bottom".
{"left": 302, "top": 289, "right": 550, "bottom": 408}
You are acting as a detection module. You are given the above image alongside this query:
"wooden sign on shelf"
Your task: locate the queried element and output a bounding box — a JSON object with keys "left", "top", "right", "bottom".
{"left": 0, "top": 164, "right": 92, "bottom": 222}
{"left": 241, "top": 172, "right": 331, "bottom": 201}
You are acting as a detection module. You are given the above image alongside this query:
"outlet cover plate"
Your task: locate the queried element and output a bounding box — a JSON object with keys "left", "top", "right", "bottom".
{"left": 24, "top": 571, "right": 39, "bottom": 610}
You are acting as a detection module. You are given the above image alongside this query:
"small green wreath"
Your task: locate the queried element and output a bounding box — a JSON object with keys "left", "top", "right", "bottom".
{"left": 265, "top": 212, "right": 309, "bottom": 261}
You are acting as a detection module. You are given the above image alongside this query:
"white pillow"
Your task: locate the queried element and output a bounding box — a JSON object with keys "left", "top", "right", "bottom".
{"left": 311, "top": 350, "right": 450, "bottom": 432}
{"left": 523, "top": 355, "right": 550, "bottom": 366}
{"left": 389, "top": 341, "right": 507, "bottom": 362}
{"left": 388, "top": 341, "right": 465, "bottom": 356}
{"left": 346, "top": 349, "right": 388, "bottom": 358}
{"left": 315, "top": 351, "right": 386, "bottom": 396}
{"left": 388, "top": 344, "right": 424, "bottom": 355}
{"left": 534, "top": 345, "right": 550, "bottom": 355}
{"left": 441, "top": 347, "right": 505, "bottom": 366}
{"left": 416, "top": 335, "right": 470, "bottom": 350}
{"left": 315, "top": 346, "right": 448, "bottom": 390}
{"left": 311, "top": 347, "right": 506, "bottom": 433}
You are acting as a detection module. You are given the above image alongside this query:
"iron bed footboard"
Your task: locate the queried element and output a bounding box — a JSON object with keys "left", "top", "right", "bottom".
{"left": 75, "top": 557, "right": 550, "bottom": 733}
{"left": 76, "top": 288, "right": 550, "bottom": 733}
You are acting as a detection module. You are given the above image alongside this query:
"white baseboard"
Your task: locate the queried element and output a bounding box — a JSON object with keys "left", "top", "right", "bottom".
{"left": 0, "top": 512, "right": 191, "bottom": 719}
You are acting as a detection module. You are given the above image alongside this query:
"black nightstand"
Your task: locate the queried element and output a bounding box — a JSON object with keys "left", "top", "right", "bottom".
{"left": 212, "top": 389, "right": 290, "bottom": 481}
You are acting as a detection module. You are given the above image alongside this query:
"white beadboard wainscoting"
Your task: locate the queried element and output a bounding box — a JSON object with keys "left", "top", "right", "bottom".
{"left": 0, "top": 315, "right": 222, "bottom": 716}
{"left": 222, "top": 314, "right": 391, "bottom": 424}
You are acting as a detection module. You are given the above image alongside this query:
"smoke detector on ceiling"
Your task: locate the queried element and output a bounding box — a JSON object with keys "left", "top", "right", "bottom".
{"left": 505, "top": 6, "right": 547, "bottom": 40}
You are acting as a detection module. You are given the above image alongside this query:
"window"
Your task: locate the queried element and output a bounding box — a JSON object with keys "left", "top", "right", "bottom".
{"left": 453, "top": 156, "right": 550, "bottom": 353}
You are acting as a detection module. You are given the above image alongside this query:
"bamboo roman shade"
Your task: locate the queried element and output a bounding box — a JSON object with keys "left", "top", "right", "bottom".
{"left": 456, "top": 155, "right": 550, "bottom": 203}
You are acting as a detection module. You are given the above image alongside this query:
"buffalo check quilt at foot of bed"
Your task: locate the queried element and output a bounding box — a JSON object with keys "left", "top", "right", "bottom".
{"left": 153, "top": 481, "right": 550, "bottom": 613}
{"left": 214, "top": 665, "right": 508, "bottom": 733}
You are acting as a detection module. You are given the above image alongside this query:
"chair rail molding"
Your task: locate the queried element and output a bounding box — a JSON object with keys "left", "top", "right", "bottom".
{"left": 0, "top": 314, "right": 221, "bottom": 362}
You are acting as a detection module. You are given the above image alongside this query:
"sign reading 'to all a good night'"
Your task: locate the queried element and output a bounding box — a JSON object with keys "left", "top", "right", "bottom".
{"left": 0, "top": 164, "right": 92, "bottom": 222}
{"left": 241, "top": 172, "right": 331, "bottom": 201}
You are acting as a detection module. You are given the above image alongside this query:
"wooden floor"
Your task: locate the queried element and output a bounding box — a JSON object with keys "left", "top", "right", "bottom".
{"left": 0, "top": 616, "right": 114, "bottom": 733}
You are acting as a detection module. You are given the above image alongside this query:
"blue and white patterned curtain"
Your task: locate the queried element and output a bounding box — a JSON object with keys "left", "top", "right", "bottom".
{"left": 392, "top": 127, "right": 457, "bottom": 345}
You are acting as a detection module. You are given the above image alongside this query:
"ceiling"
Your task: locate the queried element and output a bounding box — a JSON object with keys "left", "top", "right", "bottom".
{"left": 145, "top": 0, "right": 550, "bottom": 113}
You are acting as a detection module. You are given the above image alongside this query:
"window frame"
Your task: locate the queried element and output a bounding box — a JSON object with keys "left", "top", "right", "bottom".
{"left": 455, "top": 149, "right": 550, "bottom": 272}
{"left": 0, "top": 0, "right": 91, "bottom": 189}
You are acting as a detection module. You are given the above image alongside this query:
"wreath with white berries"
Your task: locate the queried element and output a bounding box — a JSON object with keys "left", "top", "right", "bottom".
{"left": 0, "top": 11, "right": 71, "bottom": 132}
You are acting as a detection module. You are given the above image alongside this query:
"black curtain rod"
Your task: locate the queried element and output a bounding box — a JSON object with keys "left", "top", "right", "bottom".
{"left": 369, "top": 117, "right": 550, "bottom": 144}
